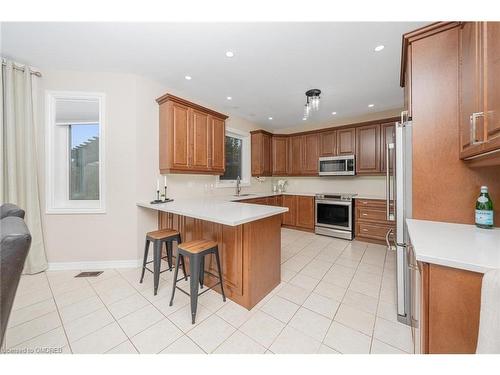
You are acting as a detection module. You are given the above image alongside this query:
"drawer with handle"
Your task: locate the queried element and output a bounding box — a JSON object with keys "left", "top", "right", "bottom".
{"left": 357, "top": 207, "right": 388, "bottom": 223}
{"left": 356, "top": 222, "right": 393, "bottom": 241}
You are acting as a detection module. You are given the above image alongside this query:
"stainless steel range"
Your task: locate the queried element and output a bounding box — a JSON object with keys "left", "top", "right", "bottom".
{"left": 315, "top": 193, "right": 357, "bottom": 240}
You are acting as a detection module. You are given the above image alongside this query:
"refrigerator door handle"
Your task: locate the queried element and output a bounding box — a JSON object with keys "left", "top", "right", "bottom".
{"left": 386, "top": 143, "right": 395, "bottom": 221}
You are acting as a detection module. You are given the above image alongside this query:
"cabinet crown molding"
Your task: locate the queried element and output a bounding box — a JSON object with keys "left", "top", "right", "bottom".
{"left": 156, "top": 93, "right": 228, "bottom": 120}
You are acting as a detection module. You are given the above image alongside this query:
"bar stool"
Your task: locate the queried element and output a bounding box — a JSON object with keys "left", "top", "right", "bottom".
{"left": 169, "top": 239, "right": 226, "bottom": 324}
{"left": 140, "top": 229, "right": 186, "bottom": 295}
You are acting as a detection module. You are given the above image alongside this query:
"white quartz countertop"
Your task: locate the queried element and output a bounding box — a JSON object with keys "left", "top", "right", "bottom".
{"left": 137, "top": 197, "right": 288, "bottom": 226}
{"left": 406, "top": 219, "right": 500, "bottom": 273}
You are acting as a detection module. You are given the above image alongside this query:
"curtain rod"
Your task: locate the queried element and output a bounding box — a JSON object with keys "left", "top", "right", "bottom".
{"left": 1, "top": 60, "right": 42, "bottom": 77}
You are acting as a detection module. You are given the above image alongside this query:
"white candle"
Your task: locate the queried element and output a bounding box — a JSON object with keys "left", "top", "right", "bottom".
{"left": 164, "top": 175, "right": 167, "bottom": 188}
{"left": 156, "top": 178, "right": 160, "bottom": 191}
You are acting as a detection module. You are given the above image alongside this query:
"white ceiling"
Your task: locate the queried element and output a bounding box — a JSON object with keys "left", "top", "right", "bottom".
{"left": 1, "top": 22, "right": 426, "bottom": 129}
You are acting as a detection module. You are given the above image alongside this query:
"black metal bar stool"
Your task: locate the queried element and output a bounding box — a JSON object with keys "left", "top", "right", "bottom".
{"left": 169, "top": 239, "right": 226, "bottom": 324}
{"left": 140, "top": 229, "right": 186, "bottom": 295}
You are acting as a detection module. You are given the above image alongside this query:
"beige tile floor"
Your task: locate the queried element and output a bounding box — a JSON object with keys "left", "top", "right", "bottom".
{"left": 3, "top": 228, "right": 412, "bottom": 354}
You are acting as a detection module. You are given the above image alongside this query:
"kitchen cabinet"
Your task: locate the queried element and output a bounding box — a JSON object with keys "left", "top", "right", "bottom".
{"left": 459, "top": 22, "right": 500, "bottom": 163}
{"left": 157, "top": 93, "right": 228, "bottom": 174}
{"left": 295, "top": 196, "right": 315, "bottom": 230}
{"left": 320, "top": 131, "right": 336, "bottom": 156}
{"left": 251, "top": 130, "right": 272, "bottom": 177}
{"left": 354, "top": 198, "right": 395, "bottom": 244}
{"left": 380, "top": 122, "right": 396, "bottom": 173}
{"left": 210, "top": 117, "right": 225, "bottom": 172}
{"left": 288, "top": 135, "right": 303, "bottom": 175}
{"left": 281, "top": 195, "right": 297, "bottom": 227}
{"left": 416, "top": 262, "right": 482, "bottom": 353}
{"left": 272, "top": 136, "right": 288, "bottom": 176}
{"left": 356, "top": 124, "right": 381, "bottom": 174}
{"left": 336, "top": 128, "right": 356, "bottom": 155}
{"left": 302, "top": 134, "right": 319, "bottom": 175}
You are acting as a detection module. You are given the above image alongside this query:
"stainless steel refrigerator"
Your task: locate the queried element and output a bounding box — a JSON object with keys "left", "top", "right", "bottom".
{"left": 385, "top": 111, "right": 412, "bottom": 326}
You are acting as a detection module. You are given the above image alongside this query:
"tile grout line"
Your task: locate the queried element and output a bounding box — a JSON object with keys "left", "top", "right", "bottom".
{"left": 368, "top": 245, "right": 389, "bottom": 353}
{"left": 44, "top": 271, "right": 76, "bottom": 354}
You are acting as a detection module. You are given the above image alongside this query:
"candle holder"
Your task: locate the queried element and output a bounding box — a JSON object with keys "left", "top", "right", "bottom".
{"left": 150, "top": 189, "right": 163, "bottom": 204}
{"left": 163, "top": 186, "right": 168, "bottom": 201}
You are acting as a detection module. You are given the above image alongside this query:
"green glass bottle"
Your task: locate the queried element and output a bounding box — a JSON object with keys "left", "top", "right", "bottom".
{"left": 475, "top": 186, "right": 494, "bottom": 229}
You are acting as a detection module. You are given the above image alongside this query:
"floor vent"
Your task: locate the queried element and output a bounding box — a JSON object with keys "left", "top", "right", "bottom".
{"left": 74, "top": 271, "right": 103, "bottom": 278}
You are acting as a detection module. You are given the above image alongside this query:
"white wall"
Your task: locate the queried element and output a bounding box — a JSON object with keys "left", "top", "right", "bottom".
{"left": 37, "top": 70, "right": 269, "bottom": 266}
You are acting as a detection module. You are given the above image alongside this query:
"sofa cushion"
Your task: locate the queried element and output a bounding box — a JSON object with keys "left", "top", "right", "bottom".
{"left": 1, "top": 216, "right": 32, "bottom": 344}
{"left": 0, "top": 203, "right": 25, "bottom": 219}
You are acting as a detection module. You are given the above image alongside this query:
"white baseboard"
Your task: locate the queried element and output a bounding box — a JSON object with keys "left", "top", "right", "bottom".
{"left": 48, "top": 259, "right": 141, "bottom": 271}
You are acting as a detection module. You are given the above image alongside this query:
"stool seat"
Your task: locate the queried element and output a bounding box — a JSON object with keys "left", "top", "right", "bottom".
{"left": 178, "top": 239, "right": 218, "bottom": 254}
{"left": 146, "top": 228, "right": 180, "bottom": 240}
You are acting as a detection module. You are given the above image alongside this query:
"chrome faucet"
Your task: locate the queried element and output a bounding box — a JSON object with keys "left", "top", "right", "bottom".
{"left": 236, "top": 176, "right": 242, "bottom": 196}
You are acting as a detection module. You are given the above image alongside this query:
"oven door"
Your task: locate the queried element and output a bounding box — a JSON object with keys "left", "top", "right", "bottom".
{"left": 318, "top": 157, "right": 355, "bottom": 176}
{"left": 315, "top": 200, "right": 352, "bottom": 231}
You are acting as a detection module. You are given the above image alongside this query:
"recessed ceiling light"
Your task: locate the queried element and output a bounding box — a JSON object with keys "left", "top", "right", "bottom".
{"left": 368, "top": 104, "right": 375, "bottom": 108}
{"left": 225, "top": 51, "right": 234, "bottom": 58}
{"left": 226, "top": 96, "right": 232, "bottom": 100}
{"left": 184, "top": 75, "right": 192, "bottom": 80}
{"left": 268, "top": 117, "right": 273, "bottom": 120}
{"left": 331, "top": 111, "right": 337, "bottom": 115}
{"left": 374, "top": 45, "right": 385, "bottom": 52}
{"left": 302, "top": 117, "right": 307, "bottom": 121}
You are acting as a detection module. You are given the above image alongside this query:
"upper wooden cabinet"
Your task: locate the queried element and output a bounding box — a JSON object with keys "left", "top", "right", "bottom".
{"left": 251, "top": 130, "right": 272, "bottom": 176}
{"left": 302, "top": 133, "right": 319, "bottom": 175}
{"left": 250, "top": 117, "right": 398, "bottom": 177}
{"left": 336, "top": 128, "right": 356, "bottom": 155}
{"left": 288, "top": 135, "right": 303, "bottom": 175}
{"left": 157, "top": 94, "right": 228, "bottom": 174}
{"left": 459, "top": 22, "right": 500, "bottom": 162}
{"left": 320, "top": 130, "right": 336, "bottom": 156}
{"left": 272, "top": 136, "right": 288, "bottom": 176}
{"left": 356, "top": 124, "right": 381, "bottom": 174}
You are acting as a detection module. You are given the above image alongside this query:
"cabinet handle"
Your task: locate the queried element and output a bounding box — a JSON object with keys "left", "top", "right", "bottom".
{"left": 362, "top": 228, "right": 368, "bottom": 232}
{"left": 470, "top": 112, "right": 485, "bottom": 145}
{"left": 362, "top": 213, "right": 368, "bottom": 216}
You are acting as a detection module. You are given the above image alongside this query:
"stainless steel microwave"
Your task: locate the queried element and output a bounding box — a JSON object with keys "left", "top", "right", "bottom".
{"left": 318, "top": 155, "right": 355, "bottom": 176}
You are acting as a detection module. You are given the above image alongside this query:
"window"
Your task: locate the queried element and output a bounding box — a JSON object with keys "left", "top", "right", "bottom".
{"left": 46, "top": 92, "right": 105, "bottom": 213}
{"left": 216, "top": 128, "right": 250, "bottom": 187}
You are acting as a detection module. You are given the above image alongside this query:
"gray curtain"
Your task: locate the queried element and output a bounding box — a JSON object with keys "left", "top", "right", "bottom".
{"left": 1, "top": 59, "right": 48, "bottom": 274}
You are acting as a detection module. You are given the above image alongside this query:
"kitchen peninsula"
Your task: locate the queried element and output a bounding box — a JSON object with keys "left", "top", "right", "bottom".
{"left": 137, "top": 198, "right": 288, "bottom": 309}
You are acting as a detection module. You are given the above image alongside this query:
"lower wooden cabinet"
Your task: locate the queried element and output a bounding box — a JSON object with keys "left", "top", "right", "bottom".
{"left": 240, "top": 194, "right": 314, "bottom": 231}
{"left": 354, "top": 198, "right": 395, "bottom": 244}
{"left": 417, "top": 263, "right": 482, "bottom": 353}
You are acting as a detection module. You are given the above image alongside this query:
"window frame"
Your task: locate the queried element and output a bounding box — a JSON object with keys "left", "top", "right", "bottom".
{"left": 216, "top": 127, "right": 251, "bottom": 188}
{"left": 45, "top": 91, "right": 106, "bottom": 214}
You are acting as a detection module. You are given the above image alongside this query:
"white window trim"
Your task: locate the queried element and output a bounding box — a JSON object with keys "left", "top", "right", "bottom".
{"left": 216, "top": 127, "right": 251, "bottom": 188}
{"left": 45, "top": 91, "right": 106, "bottom": 214}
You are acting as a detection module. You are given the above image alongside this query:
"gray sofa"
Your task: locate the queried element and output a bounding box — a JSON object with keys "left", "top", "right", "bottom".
{"left": 1, "top": 204, "right": 31, "bottom": 346}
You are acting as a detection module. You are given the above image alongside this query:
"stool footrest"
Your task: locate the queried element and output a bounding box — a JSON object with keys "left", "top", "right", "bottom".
{"left": 173, "top": 281, "right": 222, "bottom": 298}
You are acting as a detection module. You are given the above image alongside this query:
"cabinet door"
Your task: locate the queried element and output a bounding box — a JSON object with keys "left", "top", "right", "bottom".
{"left": 404, "top": 44, "right": 413, "bottom": 118}
{"left": 296, "top": 196, "right": 315, "bottom": 230}
{"left": 380, "top": 122, "right": 396, "bottom": 173}
{"left": 191, "top": 109, "right": 210, "bottom": 170}
{"left": 171, "top": 102, "right": 190, "bottom": 168}
{"left": 210, "top": 117, "right": 225, "bottom": 172}
{"left": 272, "top": 136, "right": 288, "bottom": 175}
{"left": 262, "top": 133, "right": 272, "bottom": 175}
{"left": 281, "top": 195, "right": 297, "bottom": 226}
{"left": 251, "top": 132, "right": 271, "bottom": 176}
{"left": 337, "top": 128, "right": 356, "bottom": 155}
{"left": 320, "top": 131, "right": 336, "bottom": 156}
{"left": 459, "top": 22, "right": 484, "bottom": 157}
{"left": 288, "top": 136, "right": 303, "bottom": 175}
{"left": 484, "top": 22, "right": 500, "bottom": 150}
{"left": 302, "top": 133, "right": 319, "bottom": 175}
{"left": 356, "top": 124, "right": 381, "bottom": 174}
